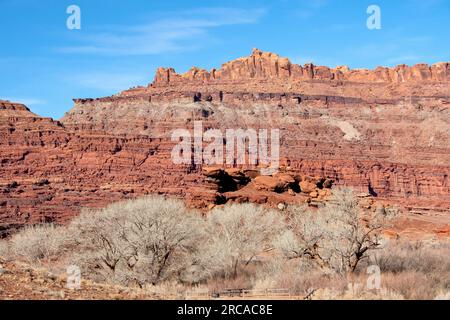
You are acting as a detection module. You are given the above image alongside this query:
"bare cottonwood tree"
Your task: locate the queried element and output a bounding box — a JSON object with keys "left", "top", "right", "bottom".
{"left": 274, "top": 204, "right": 331, "bottom": 270}
{"left": 275, "top": 188, "right": 397, "bottom": 274}
{"left": 69, "top": 196, "right": 206, "bottom": 286}
{"left": 194, "top": 203, "right": 284, "bottom": 279}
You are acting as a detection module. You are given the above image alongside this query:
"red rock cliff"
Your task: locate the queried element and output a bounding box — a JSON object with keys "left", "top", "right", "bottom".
{"left": 152, "top": 48, "right": 449, "bottom": 85}
{"left": 1, "top": 49, "right": 449, "bottom": 237}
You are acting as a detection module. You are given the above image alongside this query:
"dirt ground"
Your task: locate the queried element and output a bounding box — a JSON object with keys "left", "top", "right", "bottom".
{"left": 0, "top": 258, "right": 161, "bottom": 300}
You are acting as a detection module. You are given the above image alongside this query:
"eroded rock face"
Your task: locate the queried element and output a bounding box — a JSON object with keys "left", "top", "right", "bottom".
{"left": 1, "top": 49, "right": 450, "bottom": 237}
{"left": 152, "top": 48, "right": 450, "bottom": 85}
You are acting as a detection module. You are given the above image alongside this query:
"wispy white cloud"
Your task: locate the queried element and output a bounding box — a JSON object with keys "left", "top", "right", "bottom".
{"left": 294, "top": 0, "right": 329, "bottom": 19}
{"left": 59, "top": 7, "right": 265, "bottom": 56}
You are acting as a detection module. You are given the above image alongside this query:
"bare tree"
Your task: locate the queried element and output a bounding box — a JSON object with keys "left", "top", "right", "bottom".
{"left": 275, "top": 188, "right": 397, "bottom": 274}
{"left": 68, "top": 196, "right": 206, "bottom": 286}
{"left": 195, "top": 203, "right": 284, "bottom": 279}
{"left": 274, "top": 204, "right": 331, "bottom": 270}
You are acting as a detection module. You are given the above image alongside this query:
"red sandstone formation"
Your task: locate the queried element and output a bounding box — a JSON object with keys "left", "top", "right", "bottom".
{"left": 1, "top": 49, "right": 449, "bottom": 238}
{"left": 152, "top": 48, "right": 449, "bottom": 85}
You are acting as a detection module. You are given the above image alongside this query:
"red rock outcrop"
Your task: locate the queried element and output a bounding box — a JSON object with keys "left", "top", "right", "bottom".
{"left": 152, "top": 48, "right": 450, "bottom": 85}
{"left": 1, "top": 49, "right": 449, "bottom": 237}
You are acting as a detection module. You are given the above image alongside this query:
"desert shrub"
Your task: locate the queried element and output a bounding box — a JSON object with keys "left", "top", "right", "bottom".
{"left": 8, "top": 224, "right": 69, "bottom": 263}
{"left": 191, "top": 203, "right": 284, "bottom": 280}
{"left": 253, "top": 258, "right": 342, "bottom": 296}
{"left": 365, "top": 240, "right": 450, "bottom": 299}
{"left": 369, "top": 241, "right": 450, "bottom": 275}
{"left": 252, "top": 258, "right": 411, "bottom": 299}
{"left": 275, "top": 189, "right": 397, "bottom": 274}
{"left": 3, "top": 194, "right": 448, "bottom": 300}
{"left": 67, "top": 196, "right": 206, "bottom": 286}
{"left": 381, "top": 271, "right": 437, "bottom": 300}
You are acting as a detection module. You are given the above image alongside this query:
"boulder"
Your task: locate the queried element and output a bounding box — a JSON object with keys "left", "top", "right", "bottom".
{"left": 202, "top": 167, "right": 224, "bottom": 178}
{"left": 253, "top": 176, "right": 280, "bottom": 192}
{"left": 300, "top": 180, "right": 317, "bottom": 194}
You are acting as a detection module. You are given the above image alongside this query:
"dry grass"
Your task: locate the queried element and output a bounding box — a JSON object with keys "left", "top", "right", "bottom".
{"left": 206, "top": 273, "right": 254, "bottom": 294}
{"left": 252, "top": 258, "right": 342, "bottom": 296}
{"left": 1, "top": 195, "right": 449, "bottom": 300}
{"left": 380, "top": 271, "right": 435, "bottom": 300}
{"left": 369, "top": 241, "right": 450, "bottom": 274}
{"left": 365, "top": 241, "right": 450, "bottom": 299}
{"left": 250, "top": 239, "right": 450, "bottom": 300}
{"left": 434, "top": 291, "right": 450, "bottom": 300}
{"left": 311, "top": 287, "right": 405, "bottom": 300}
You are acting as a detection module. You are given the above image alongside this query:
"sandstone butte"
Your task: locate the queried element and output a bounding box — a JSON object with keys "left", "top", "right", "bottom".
{"left": 1, "top": 48, "right": 449, "bottom": 238}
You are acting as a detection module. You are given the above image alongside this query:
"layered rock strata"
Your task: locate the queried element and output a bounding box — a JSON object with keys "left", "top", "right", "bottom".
{"left": 1, "top": 49, "right": 449, "bottom": 237}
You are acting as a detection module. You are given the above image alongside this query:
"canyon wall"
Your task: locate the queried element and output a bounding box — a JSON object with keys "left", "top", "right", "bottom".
{"left": 1, "top": 49, "right": 449, "bottom": 237}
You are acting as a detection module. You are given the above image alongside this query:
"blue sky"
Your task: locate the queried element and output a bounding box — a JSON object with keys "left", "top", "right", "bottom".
{"left": 0, "top": 0, "right": 449, "bottom": 119}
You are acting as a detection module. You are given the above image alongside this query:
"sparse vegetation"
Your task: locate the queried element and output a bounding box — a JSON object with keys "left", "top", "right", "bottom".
{"left": 67, "top": 197, "right": 206, "bottom": 286}
{"left": 196, "top": 203, "right": 283, "bottom": 279}
{"left": 1, "top": 190, "right": 449, "bottom": 300}
{"left": 275, "top": 189, "right": 397, "bottom": 274}
{"left": 8, "top": 224, "right": 69, "bottom": 263}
